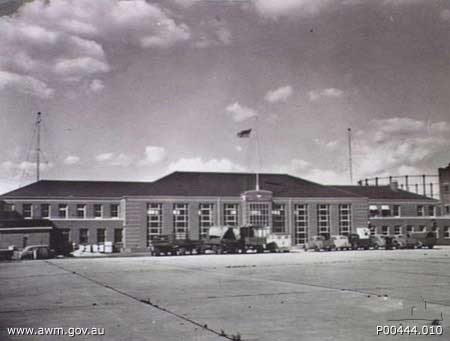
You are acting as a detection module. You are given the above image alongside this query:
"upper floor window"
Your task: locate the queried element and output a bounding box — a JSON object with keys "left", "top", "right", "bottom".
{"left": 428, "top": 205, "right": 436, "bottom": 216}
{"left": 272, "top": 203, "right": 286, "bottom": 234}
{"left": 317, "top": 204, "right": 330, "bottom": 235}
{"left": 417, "top": 205, "right": 424, "bottom": 217}
{"left": 247, "top": 202, "right": 270, "bottom": 227}
{"left": 58, "top": 204, "right": 68, "bottom": 219}
{"left": 94, "top": 204, "right": 103, "bottom": 218}
{"left": 294, "top": 204, "right": 308, "bottom": 244}
{"left": 4, "top": 203, "right": 15, "bottom": 212}
{"left": 339, "top": 204, "right": 351, "bottom": 236}
{"left": 381, "top": 205, "right": 390, "bottom": 217}
{"left": 22, "top": 204, "right": 32, "bottom": 219}
{"left": 199, "top": 203, "right": 214, "bottom": 238}
{"left": 110, "top": 204, "right": 119, "bottom": 218}
{"left": 392, "top": 205, "right": 401, "bottom": 217}
{"left": 41, "top": 204, "right": 50, "bottom": 219}
{"left": 446, "top": 205, "right": 450, "bottom": 214}
{"left": 76, "top": 204, "right": 86, "bottom": 219}
{"left": 223, "top": 203, "right": 239, "bottom": 227}
{"left": 444, "top": 183, "right": 449, "bottom": 194}
{"left": 369, "top": 205, "right": 379, "bottom": 218}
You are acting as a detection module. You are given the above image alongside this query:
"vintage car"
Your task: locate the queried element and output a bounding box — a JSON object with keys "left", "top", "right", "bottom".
{"left": 331, "top": 235, "right": 351, "bottom": 250}
{"left": 391, "top": 234, "right": 420, "bottom": 249}
{"left": 304, "top": 235, "right": 334, "bottom": 251}
{"left": 348, "top": 233, "right": 373, "bottom": 250}
{"left": 410, "top": 232, "right": 436, "bottom": 249}
{"left": 19, "top": 245, "right": 55, "bottom": 260}
{"left": 370, "top": 235, "right": 394, "bottom": 250}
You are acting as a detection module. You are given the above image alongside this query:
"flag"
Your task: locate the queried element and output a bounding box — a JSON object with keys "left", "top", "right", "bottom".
{"left": 237, "top": 129, "right": 252, "bottom": 138}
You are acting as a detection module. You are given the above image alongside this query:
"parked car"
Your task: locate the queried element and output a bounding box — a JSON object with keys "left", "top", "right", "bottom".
{"left": 304, "top": 235, "right": 334, "bottom": 251}
{"left": 348, "top": 234, "right": 373, "bottom": 250}
{"left": 19, "top": 245, "right": 55, "bottom": 260}
{"left": 370, "top": 234, "right": 394, "bottom": 249}
{"left": 410, "top": 232, "right": 436, "bottom": 249}
{"left": 331, "top": 235, "right": 351, "bottom": 250}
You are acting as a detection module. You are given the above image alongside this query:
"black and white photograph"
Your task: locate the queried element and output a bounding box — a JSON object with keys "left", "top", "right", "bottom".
{"left": 0, "top": 0, "right": 450, "bottom": 340}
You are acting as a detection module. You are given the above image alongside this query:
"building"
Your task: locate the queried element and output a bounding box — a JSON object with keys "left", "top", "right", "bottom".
{"left": 1, "top": 171, "right": 450, "bottom": 252}
{"left": 439, "top": 163, "right": 450, "bottom": 215}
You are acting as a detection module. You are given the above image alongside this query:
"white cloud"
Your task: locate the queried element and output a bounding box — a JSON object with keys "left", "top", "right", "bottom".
{"left": 251, "top": 0, "right": 335, "bottom": 19}
{"left": 89, "top": 79, "right": 105, "bottom": 93}
{"left": 264, "top": 85, "right": 293, "bottom": 103}
{"left": 95, "top": 153, "right": 114, "bottom": 162}
{"left": 226, "top": 102, "right": 258, "bottom": 122}
{"left": 63, "top": 155, "right": 80, "bottom": 165}
{"left": 168, "top": 157, "right": 245, "bottom": 172}
{"left": 0, "top": 0, "right": 190, "bottom": 98}
{"left": 138, "top": 146, "right": 167, "bottom": 166}
{"left": 2, "top": 160, "right": 54, "bottom": 173}
{"left": 308, "top": 87, "right": 344, "bottom": 101}
{"left": 95, "top": 152, "right": 133, "bottom": 167}
{"left": 0, "top": 70, "right": 54, "bottom": 99}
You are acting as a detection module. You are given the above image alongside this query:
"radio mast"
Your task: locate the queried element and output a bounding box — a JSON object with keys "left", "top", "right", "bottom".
{"left": 36, "top": 112, "right": 42, "bottom": 182}
{"left": 347, "top": 128, "right": 353, "bottom": 184}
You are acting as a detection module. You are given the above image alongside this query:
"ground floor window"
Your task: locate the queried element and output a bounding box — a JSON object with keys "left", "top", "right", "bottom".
{"left": 406, "top": 225, "right": 414, "bottom": 234}
{"left": 432, "top": 226, "right": 439, "bottom": 239}
{"left": 394, "top": 225, "right": 401, "bottom": 235}
{"left": 199, "top": 203, "right": 214, "bottom": 239}
{"left": 97, "top": 228, "right": 106, "bottom": 244}
{"left": 247, "top": 202, "right": 270, "bottom": 227}
{"left": 419, "top": 225, "right": 427, "bottom": 232}
{"left": 381, "top": 226, "right": 389, "bottom": 235}
{"left": 173, "top": 203, "right": 189, "bottom": 239}
{"left": 444, "top": 227, "right": 450, "bottom": 239}
{"left": 79, "top": 229, "right": 89, "bottom": 244}
{"left": 338, "top": 204, "right": 351, "bottom": 236}
{"left": 294, "top": 204, "right": 308, "bottom": 244}
{"left": 224, "top": 203, "right": 239, "bottom": 227}
{"left": 272, "top": 203, "right": 286, "bottom": 234}
{"left": 147, "top": 203, "right": 162, "bottom": 243}
{"left": 114, "top": 228, "right": 123, "bottom": 243}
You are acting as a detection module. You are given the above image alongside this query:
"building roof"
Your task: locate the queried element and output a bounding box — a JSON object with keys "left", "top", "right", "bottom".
{"left": 331, "top": 185, "right": 437, "bottom": 201}
{"left": 0, "top": 180, "right": 149, "bottom": 198}
{"left": 129, "top": 171, "right": 362, "bottom": 198}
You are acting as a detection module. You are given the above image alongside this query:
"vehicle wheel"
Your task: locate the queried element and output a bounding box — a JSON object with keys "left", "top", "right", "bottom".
{"left": 153, "top": 248, "right": 161, "bottom": 257}
{"left": 256, "top": 246, "right": 264, "bottom": 253}
{"left": 429, "top": 245, "right": 434, "bottom": 249}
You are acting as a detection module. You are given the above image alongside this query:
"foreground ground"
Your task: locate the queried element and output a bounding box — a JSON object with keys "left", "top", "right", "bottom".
{"left": 1, "top": 248, "right": 450, "bottom": 340}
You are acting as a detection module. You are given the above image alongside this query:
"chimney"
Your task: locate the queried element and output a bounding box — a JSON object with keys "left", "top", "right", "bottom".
{"left": 390, "top": 181, "right": 398, "bottom": 191}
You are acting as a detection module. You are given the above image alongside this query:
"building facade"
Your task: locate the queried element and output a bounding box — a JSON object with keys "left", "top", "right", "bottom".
{"left": 1, "top": 171, "right": 450, "bottom": 252}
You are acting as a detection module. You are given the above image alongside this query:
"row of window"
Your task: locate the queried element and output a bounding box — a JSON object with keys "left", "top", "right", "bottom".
{"left": 77, "top": 228, "right": 123, "bottom": 245}
{"left": 146, "top": 203, "right": 352, "bottom": 245}
{"left": 376, "top": 225, "right": 450, "bottom": 239}
{"left": 369, "top": 204, "right": 437, "bottom": 218}
{"left": 21, "top": 203, "right": 120, "bottom": 219}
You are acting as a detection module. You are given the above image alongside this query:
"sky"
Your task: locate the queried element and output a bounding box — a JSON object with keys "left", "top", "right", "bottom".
{"left": 0, "top": 0, "right": 449, "bottom": 193}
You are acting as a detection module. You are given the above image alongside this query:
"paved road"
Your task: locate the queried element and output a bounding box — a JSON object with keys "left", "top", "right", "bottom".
{"left": 1, "top": 248, "right": 450, "bottom": 340}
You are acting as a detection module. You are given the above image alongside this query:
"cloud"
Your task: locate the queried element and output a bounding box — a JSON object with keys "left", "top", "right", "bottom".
{"left": 308, "top": 87, "right": 344, "bottom": 101}
{"left": 89, "top": 79, "right": 105, "bottom": 93}
{"left": 95, "top": 152, "right": 132, "bottom": 167}
{"left": 0, "top": 0, "right": 190, "bottom": 98}
{"left": 0, "top": 70, "right": 54, "bottom": 99}
{"left": 194, "top": 19, "right": 232, "bottom": 48}
{"left": 138, "top": 146, "right": 167, "bottom": 166}
{"left": 2, "top": 160, "right": 54, "bottom": 174}
{"left": 264, "top": 85, "right": 293, "bottom": 103}
{"left": 63, "top": 155, "right": 80, "bottom": 165}
{"left": 168, "top": 157, "right": 245, "bottom": 172}
{"left": 314, "top": 138, "right": 340, "bottom": 150}
{"left": 226, "top": 102, "right": 258, "bottom": 122}
{"left": 251, "top": 0, "right": 335, "bottom": 19}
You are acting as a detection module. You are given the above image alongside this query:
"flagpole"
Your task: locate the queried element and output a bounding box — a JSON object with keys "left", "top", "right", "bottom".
{"left": 254, "top": 116, "right": 261, "bottom": 191}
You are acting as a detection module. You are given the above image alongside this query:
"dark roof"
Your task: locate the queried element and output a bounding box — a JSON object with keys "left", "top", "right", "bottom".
{"left": 331, "top": 185, "right": 437, "bottom": 201}
{"left": 130, "top": 171, "right": 362, "bottom": 198}
{"left": 1, "top": 180, "right": 150, "bottom": 198}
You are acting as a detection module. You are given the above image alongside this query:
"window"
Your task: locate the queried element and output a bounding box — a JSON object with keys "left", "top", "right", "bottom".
{"left": 41, "top": 204, "right": 50, "bottom": 219}
{"left": 97, "top": 228, "right": 106, "bottom": 244}
{"left": 417, "top": 205, "right": 424, "bottom": 217}
{"left": 94, "top": 204, "right": 103, "bottom": 218}
{"left": 4, "top": 203, "right": 15, "bottom": 212}
{"left": 58, "top": 204, "right": 68, "bottom": 219}
{"left": 393, "top": 205, "right": 401, "bottom": 217}
{"left": 444, "top": 183, "right": 449, "bottom": 193}
{"left": 444, "top": 227, "right": 450, "bottom": 239}
{"left": 446, "top": 205, "right": 450, "bottom": 215}
{"left": 369, "top": 205, "right": 379, "bottom": 218}
{"left": 247, "top": 203, "right": 270, "bottom": 227}
{"left": 381, "top": 226, "right": 389, "bottom": 235}
{"left": 394, "top": 225, "right": 401, "bottom": 235}
{"left": 294, "top": 204, "right": 308, "bottom": 244}
{"left": 147, "top": 203, "right": 162, "bottom": 242}
{"left": 76, "top": 204, "right": 86, "bottom": 218}
{"left": 317, "top": 204, "right": 330, "bottom": 236}
{"left": 199, "top": 203, "right": 214, "bottom": 239}
{"left": 79, "top": 228, "right": 89, "bottom": 244}
{"left": 224, "top": 203, "right": 239, "bottom": 227}
{"left": 173, "top": 203, "right": 188, "bottom": 240}
{"left": 406, "top": 225, "right": 414, "bottom": 233}
{"left": 339, "top": 204, "right": 351, "bottom": 236}
{"left": 369, "top": 225, "right": 376, "bottom": 236}
{"left": 114, "top": 228, "right": 123, "bottom": 243}
{"left": 110, "top": 204, "right": 119, "bottom": 218}
{"left": 22, "top": 204, "right": 32, "bottom": 219}
{"left": 419, "top": 225, "right": 427, "bottom": 232}
{"left": 432, "top": 226, "right": 439, "bottom": 239}
{"left": 381, "top": 205, "right": 391, "bottom": 217}
{"left": 272, "top": 203, "right": 286, "bottom": 234}
{"left": 428, "top": 206, "right": 435, "bottom": 217}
